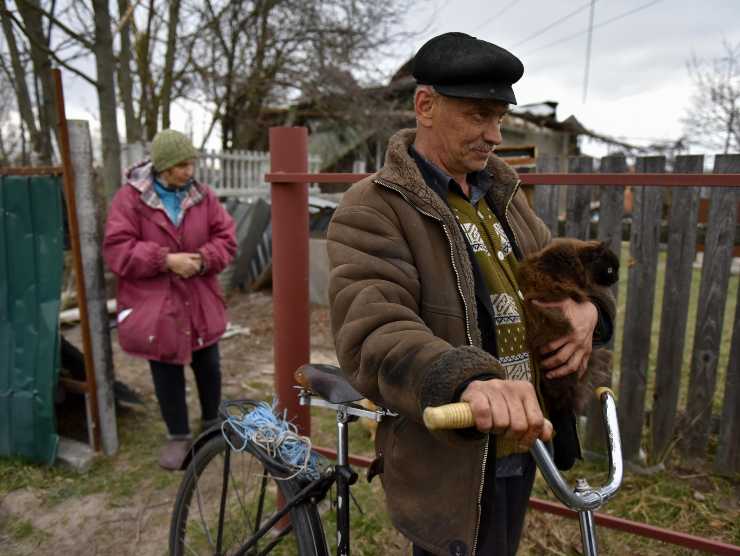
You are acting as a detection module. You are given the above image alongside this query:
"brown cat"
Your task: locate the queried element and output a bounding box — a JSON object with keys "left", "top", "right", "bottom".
{"left": 516, "top": 238, "right": 619, "bottom": 415}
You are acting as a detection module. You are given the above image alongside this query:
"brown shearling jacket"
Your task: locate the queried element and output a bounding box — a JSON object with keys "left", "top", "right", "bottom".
{"left": 327, "top": 129, "right": 614, "bottom": 556}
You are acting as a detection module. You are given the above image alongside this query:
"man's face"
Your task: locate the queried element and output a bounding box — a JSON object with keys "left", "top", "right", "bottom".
{"left": 428, "top": 94, "right": 508, "bottom": 176}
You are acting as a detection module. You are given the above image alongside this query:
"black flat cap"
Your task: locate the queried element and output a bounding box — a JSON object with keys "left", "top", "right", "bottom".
{"left": 412, "top": 32, "right": 524, "bottom": 104}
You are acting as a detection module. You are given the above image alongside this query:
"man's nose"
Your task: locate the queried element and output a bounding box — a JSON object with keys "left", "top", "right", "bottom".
{"left": 483, "top": 120, "right": 503, "bottom": 146}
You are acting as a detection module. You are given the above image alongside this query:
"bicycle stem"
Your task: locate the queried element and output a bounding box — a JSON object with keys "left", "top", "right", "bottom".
{"left": 531, "top": 389, "right": 623, "bottom": 512}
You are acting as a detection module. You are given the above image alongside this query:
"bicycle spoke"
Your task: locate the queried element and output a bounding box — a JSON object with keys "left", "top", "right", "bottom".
{"left": 171, "top": 428, "right": 322, "bottom": 556}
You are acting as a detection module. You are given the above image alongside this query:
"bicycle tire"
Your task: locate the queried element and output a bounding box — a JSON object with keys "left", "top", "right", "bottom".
{"left": 169, "top": 434, "right": 328, "bottom": 555}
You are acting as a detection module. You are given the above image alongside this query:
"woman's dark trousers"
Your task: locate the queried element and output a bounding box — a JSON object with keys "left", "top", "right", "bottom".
{"left": 149, "top": 343, "right": 221, "bottom": 438}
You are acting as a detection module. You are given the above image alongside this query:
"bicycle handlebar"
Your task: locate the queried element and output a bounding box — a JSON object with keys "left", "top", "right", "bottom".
{"left": 423, "top": 387, "right": 623, "bottom": 512}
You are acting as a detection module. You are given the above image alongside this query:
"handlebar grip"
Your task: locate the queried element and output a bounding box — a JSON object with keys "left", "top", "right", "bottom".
{"left": 595, "top": 386, "right": 615, "bottom": 400}
{"left": 423, "top": 403, "right": 474, "bottom": 430}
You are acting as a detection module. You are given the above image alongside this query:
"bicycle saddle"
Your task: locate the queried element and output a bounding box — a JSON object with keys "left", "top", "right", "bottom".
{"left": 294, "top": 364, "right": 364, "bottom": 404}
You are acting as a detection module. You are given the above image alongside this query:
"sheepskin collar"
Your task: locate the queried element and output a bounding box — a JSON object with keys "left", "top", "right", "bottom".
{"left": 376, "top": 128, "right": 521, "bottom": 218}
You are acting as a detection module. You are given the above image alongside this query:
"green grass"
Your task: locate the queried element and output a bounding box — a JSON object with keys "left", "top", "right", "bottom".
{"left": 0, "top": 406, "right": 180, "bottom": 507}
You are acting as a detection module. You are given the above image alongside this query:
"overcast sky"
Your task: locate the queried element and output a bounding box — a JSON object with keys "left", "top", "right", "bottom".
{"left": 399, "top": 0, "right": 740, "bottom": 155}
{"left": 61, "top": 0, "right": 740, "bottom": 157}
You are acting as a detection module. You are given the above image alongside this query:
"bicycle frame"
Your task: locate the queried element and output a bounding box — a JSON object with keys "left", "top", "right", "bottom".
{"left": 297, "top": 389, "right": 392, "bottom": 556}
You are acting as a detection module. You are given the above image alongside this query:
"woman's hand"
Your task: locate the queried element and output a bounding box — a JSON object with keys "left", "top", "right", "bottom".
{"left": 533, "top": 298, "right": 598, "bottom": 379}
{"left": 166, "top": 252, "right": 202, "bottom": 278}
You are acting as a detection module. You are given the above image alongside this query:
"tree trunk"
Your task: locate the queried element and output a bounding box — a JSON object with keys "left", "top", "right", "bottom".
{"left": 135, "top": 0, "right": 158, "bottom": 139}
{"left": 15, "top": 0, "right": 55, "bottom": 164}
{"left": 116, "top": 0, "right": 141, "bottom": 142}
{"left": 91, "top": 0, "right": 122, "bottom": 198}
{"left": 0, "top": 1, "right": 44, "bottom": 158}
{"left": 160, "top": 0, "right": 181, "bottom": 129}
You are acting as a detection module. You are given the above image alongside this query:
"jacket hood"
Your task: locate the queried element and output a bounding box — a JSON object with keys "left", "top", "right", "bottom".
{"left": 124, "top": 160, "right": 155, "bottom": 193}
{"left": 376, "top": 128, "right": 521, "bottom": 218}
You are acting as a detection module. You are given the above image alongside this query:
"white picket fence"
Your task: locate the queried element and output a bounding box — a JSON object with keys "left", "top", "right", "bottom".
{"left": 200, "top": 150, "right": 322, "bottom": 197}
{"left": 121, "top": 143, "right": 321, "bottom": 198}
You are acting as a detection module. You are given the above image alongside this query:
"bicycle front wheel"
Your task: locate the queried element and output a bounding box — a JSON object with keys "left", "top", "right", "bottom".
{"left": 169, "top": 434, "right": 327, "bottom": 555}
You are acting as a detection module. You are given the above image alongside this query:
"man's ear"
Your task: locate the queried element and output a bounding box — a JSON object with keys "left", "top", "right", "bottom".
{"left": 414, "top": 88, "right": 437, "bottom": 128}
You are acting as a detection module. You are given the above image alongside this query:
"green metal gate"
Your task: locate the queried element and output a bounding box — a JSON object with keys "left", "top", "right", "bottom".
{"left": 0, "top": 174, "right": 64, "bottom": 464}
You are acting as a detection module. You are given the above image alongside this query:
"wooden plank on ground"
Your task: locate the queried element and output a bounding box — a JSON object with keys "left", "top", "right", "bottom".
{"left": 684, "top": 154, "right": 740, "bottom": 459}
{"left": 715, "top": 264, "right": 740, "bottom": 475}
{"left": 565, "top": 156, "right": 593, "bottom": 240}
{"left": 618, "top": 156, "right": 665, "bottom": 461}
{"left": 533, "top": 154, "right": 561, "bottom": 233}
{"left": 651, "top": 155, "right": 703, "bottom": 462}
{"left": 584, "top": 154, "right": 626, "bottom": 452}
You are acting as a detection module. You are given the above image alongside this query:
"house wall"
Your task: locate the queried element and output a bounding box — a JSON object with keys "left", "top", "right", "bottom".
{"left": 502, "top": 117, "right": 573, "bottom": 164}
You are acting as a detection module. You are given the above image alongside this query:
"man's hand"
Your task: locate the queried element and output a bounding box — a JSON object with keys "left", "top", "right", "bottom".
{"left": 533, "top": 298, "right": 598, "bottom": 380}
{"left": 460, "top": 379, "right": 553, "bottom": 447}
{"left": 166, "top": 252, "right": 202, "bottom": 278}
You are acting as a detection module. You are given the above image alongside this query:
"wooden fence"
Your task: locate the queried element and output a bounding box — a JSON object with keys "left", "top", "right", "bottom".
{"left": 531, "top": 153, "right": 740, "bottom": 475}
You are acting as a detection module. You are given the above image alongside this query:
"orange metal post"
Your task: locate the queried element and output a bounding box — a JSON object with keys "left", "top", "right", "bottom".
{"left": 268, "top": 127, "right": 311, "bottom": 436}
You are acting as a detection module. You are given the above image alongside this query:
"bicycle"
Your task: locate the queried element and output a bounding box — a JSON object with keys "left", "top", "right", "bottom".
{"left": 169, "top": 363, "right": 622, "bottom": 555}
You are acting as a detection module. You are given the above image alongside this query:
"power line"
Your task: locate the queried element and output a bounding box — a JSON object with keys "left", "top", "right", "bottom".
{"left": 513, "top": 1, "right": 597, "bottom": 48}
{"left": 473, "top": 0, "right": 524, "bottom": 33}
{"left": 524, "top": 0, "right": 664, "bottom": 56}
{"left": 582, "top": 0, "right": 596, "bottom": 103}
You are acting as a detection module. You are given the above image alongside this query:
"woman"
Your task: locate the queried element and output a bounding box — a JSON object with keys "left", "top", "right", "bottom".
{"left": 104, "top": 129, "right": 237, "bottom": 470}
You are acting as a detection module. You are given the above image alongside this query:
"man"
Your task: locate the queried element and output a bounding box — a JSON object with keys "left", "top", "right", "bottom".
{"left": 327, "top": 32, "right": 614, "bottom": 555}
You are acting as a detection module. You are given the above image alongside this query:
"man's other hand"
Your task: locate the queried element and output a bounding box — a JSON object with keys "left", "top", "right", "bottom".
{"left": 533, "top": 298, "right": 598, "bottom": 380}
{"left": 460, "top": 379, "right": 553, "bottom": 447}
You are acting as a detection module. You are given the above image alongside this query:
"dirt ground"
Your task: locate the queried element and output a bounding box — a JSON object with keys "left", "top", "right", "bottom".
{"left": 0, "top": 290, "right": 350, "bottom": 556}
{"left": 1, "top": 290, "right": 738, "bottom": 555}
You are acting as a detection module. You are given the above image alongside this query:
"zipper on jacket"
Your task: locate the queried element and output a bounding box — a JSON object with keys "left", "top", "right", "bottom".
{"left": 374, "top": 178, "right": 474, "bottom": 346}
{"left": 471, "top": 440, "right": 490, "bottom": 556}
{"left": 375, "top": 177, "right": 488, "bottom": 554}
{"left": 503, "top": 179, "right": 523, "bottom": 259}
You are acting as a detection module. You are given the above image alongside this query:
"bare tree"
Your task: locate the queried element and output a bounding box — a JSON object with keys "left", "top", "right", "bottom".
{"left": 683, "top": 40, "right": 740, "bottom": 154}
{"left": 187, "top": 0, "right": 416, "bottom": 150}
{"left": 0, "top": 65, "right": 24, "bottom": 164}
{"left": 91, "top": 0, "right": 122, "bottom": 196}
{"left": 2, "top": 0, "right": 57, "bottom": 163}
{"left": 116, "top": 0, "right": 141, "bottom": 142}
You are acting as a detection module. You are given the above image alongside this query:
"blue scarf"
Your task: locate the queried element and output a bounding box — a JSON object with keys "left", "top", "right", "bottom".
{"left": 153, "top": 178, "right": 189, "bottom": 225}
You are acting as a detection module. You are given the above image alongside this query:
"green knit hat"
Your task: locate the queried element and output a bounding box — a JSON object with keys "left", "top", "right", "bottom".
{"left": 151, "top": 129, "right": 199, "bottom": 172}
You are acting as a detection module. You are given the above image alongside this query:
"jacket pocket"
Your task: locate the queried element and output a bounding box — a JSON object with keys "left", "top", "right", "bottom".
{"left": 155, "top": 293, "right": 180, "bottom": 361}
{"left": 421, "top": 301, "right": 466, "bottom": 345}
{"left": 117, "top": 296, "right": 165, "bottom": 356}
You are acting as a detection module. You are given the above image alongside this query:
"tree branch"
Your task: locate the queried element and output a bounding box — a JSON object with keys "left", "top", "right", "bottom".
{"left": 3, "top": 7, "right": 98, "bottom": 87}
{"left": 17, "top": 0, "right": 95, "bottom": 50}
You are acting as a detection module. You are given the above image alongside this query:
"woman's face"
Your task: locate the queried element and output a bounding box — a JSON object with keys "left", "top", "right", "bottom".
{"left": 161, "top": 159, "right": 195, "bottom": 187}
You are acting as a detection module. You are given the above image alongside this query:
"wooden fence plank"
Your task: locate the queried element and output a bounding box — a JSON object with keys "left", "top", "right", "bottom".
{"left": 684, "top": 154, "right": 740, "bottom": 458}
{"left": 618, "top": 156, "right": 665, "bottom": 461}
{"left": 533, "top": 154, "right": 561, "bottom": 232}
{"left": 715, "top": 268, "right": 740, "bottom": 475}
{"left": 584, "top": 154, "right": 626, "bottom": 452}
{"left": 596, "top": 156, "right": 626, "bottom": 274}
{"left": 565, "top": 156, "right": 594, "bottom": 240}
{"left": 650, "top": 156, "right": 703, "bottom": 462}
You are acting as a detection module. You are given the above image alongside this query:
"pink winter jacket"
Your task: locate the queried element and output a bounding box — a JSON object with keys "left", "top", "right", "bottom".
{"left": 103, "top": 161, "right": 237, "bottom": 364}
